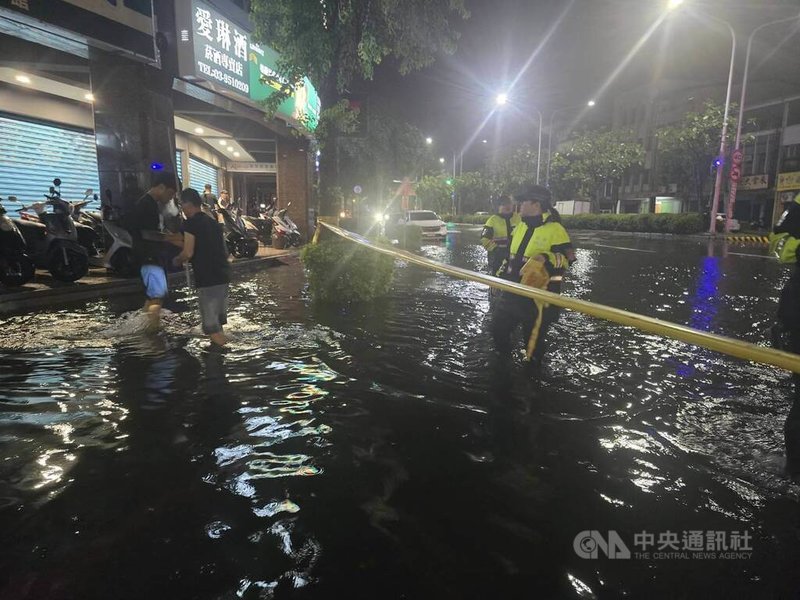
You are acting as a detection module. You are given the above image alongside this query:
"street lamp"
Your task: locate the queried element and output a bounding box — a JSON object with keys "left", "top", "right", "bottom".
{"left": 426, "top": 136, "right": 433, "bottom": 145}
{"left": 668, "top": 0, "right": 685, "bottom": 10}
{"left": 693, "top": 12, "right": 737, "bottom": 234}
{"left": 546, "top": 101, "right": 596, "bottom": 186}
{"left": 726, "top": 15, "right": 800, "bottom": 232}
{"left": 496, "top": 92, "right": 543, "bottom": 184}
{"left": 439, "top": 157, "right": 445, "bottom": 164}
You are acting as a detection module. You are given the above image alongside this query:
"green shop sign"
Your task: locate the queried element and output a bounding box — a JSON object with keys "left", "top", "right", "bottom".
{"left": 177, "top": 0, "right": 320, "bottom": 131}
{"left": 248, "top": 43, "right": 320, "bottom": 131}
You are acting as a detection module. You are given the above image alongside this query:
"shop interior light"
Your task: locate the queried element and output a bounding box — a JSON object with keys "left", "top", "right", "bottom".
{"left": 219, "top": 139, "right": 228, "bottom": 146}
{"left": 15, "top": 74, "right": 31, "bottom": 84}
{"left": 194, "top": 127, "right": 204, "bottom": 134}
{"left": 233, "top": 151, "right": 240, "bottom": 157}
{"left": 84, "top": 93, "right": 94, "bottom": 101}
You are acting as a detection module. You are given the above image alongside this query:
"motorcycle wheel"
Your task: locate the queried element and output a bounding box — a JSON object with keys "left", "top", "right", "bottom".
{"left": 48, "top": 243, "right": 89, "bottom": 282}
{"left": 289, "top": 232, "right": 302, "bottom": 247}
{"left": 0, "top": 255, "right": 35, "bottom": 287}
{"left": 109, "top": 247, "right": 138, "bottom": 278}
{"left": 243, "top": 239, "right": 259, "bottom": 258}
{"left": 230, "top": 238, "right": 245, "bottom": 259}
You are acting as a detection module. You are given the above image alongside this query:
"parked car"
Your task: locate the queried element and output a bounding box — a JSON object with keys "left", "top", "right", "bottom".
{"left": 396, "top": 210, "right": 447, "bottom": 239}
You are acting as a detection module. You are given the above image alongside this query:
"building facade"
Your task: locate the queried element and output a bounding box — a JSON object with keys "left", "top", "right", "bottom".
{"left": 0, "top": 0, "right": 318, "bottom": 235}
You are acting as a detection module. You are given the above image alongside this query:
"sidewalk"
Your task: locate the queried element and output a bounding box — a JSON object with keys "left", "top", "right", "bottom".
{"left": 0, "top": 246, "right": 293, "bottom": 315}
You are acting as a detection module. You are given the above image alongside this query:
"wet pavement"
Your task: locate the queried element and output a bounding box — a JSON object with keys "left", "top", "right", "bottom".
{"left": 0, "top": 229, "right": 798, "bottom": 599}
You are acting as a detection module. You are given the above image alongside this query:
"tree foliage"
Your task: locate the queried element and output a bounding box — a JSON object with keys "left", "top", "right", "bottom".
{"left": 454, "top": 171, "right": 493, "bottom": 214}
{"left": 486, "top": 143, "right": 539, "bottom": 197}
{"left": 549, "top": 129, "right": 645, "bottom": 207}
{"left": 415, "top": 175, "right": 453, "bottom": 214}
{"left": 250, "top": 0, "right": 468, "bottom": 131}
{"left": 656, "top": 100, "right": 752, "bottom": 211}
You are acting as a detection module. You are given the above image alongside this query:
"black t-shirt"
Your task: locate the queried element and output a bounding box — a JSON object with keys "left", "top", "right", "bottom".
{"left": 183, "top": 211, "right": 230, "bottom": 288}
{"left": 126, "top": 193, "right": 163, "bottom": 265}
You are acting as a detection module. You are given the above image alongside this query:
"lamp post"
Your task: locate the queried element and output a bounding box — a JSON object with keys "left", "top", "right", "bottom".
{"left": 497, "top": 92, "right": 543, "bottom": 184}
{"left": 726, "top": 15, "right": 800, "bottom": 232}
{"left": 546, "top": 100, "right": 595, "bottom": 187}
{"left": 698, "top": 14, "right": 737, "bottom": 234}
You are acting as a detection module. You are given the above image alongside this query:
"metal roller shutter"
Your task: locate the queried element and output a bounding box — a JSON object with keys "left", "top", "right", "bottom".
{"left": 188, "top": 155, "right": 218, "bottom": 195}
{"left": 0, "top": 115, "right": 101, "bottom": 213}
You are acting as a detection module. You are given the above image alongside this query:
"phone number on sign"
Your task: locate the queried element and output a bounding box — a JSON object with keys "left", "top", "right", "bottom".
{"left": 197, "top": 62, "right": 249, "bottom": 93}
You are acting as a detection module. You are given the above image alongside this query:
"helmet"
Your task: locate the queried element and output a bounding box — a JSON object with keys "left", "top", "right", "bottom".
{"left": 514, "top": 184, "right": 552, "bottom": 207}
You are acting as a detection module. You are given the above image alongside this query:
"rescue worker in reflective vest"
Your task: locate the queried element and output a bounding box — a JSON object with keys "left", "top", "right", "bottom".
{"left": 491, "top": 185, "right": 575, "bottom": 365}
{"left": 771, "top": 193, "right": 800, "bottom": 477}
{"left": 481, "top": 195, "right": 521, "bottom": 276}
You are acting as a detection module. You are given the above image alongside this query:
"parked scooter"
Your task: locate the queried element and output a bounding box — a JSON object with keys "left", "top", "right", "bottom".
{"left": 101, "top": 219, "right": 138, "bottom": 277}
{"left": 0, "top": 196, "right": 35, "bottom": 286}
{"left": 240, "top": 200, "right": 273, "bottom": 245}
{"left": 270, "top": 202, "right": 302, "bottom": 247}
{"left": 69, "top": 189, "right": 104, "bottom": 259}
{"left": 218, "top": 202, "right": 259, "bottom": 258}
{"left": 15, "top": 179, "right": 89, "bottom": 282}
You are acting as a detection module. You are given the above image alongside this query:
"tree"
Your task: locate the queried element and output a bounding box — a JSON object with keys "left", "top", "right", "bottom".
{"left": 249, "top": 0, "right": 469, "bottom": 212}
{"left": 337, "top": 102, "right": 434, "bottom": 214}
{"left": 416, "top": 175, "right": 453, "bottom": 215}
{"left": 454, "top": 171, "right": 493, "bottom": 214}
{"left": 549, "top": 129, "right": 645, "bottom": 210}
{"left": 656, "top": 100, "right": 752, "bottom": 213}
{"left": 486, "top": 143, "right": 539, "bottom": 197}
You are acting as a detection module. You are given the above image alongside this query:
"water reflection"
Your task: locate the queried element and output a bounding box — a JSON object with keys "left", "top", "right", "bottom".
{"left": 1, "top": 234, "right": 800, "bottom": 598}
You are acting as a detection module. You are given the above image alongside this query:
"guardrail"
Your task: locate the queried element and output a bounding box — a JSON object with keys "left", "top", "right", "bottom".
{"left": 317, "top": 221, "right": 800, "bottom": 374}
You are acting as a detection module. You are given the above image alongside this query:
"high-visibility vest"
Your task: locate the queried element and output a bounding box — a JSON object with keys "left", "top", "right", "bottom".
{"left": 481, "top": 212, "right": 520, "bottom": 250}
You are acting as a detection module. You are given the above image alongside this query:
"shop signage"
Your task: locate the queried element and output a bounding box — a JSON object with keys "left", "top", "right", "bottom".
{"left": 738, "top": 174, "right": 769, "bottom": 191}
{"left": 226, "top": 161, "right": 277, "bottom": 173}
{"left": 177, "top": 0, "right": 320, "bottom": 131}
{"left": 0, "top": 0, "right": 156, "bottom": 60}
{"left": 777, "top": 172, "right": 800, "bottom": 192}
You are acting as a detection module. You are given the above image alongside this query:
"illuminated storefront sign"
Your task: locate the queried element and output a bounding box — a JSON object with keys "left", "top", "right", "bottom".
{"left": 177, "top": 0, "right": 319, "bottom": 130}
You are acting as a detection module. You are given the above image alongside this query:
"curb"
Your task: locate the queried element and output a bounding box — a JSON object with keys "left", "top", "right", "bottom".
{"left": 0, "top": 252, "right": 293, "bottom": 315}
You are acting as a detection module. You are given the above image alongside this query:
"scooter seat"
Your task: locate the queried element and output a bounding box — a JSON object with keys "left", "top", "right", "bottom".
{"left": 14, "top": 218, "right": 46, "bottom": 231}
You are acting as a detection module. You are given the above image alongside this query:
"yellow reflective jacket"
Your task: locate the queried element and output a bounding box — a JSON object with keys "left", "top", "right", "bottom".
{"left": 481, "top": 212, "right": 521, "bottom": 250}
{"left": 508, "top": 212, "right": 573, "bottom": 276}
{"left": 770, "top": 193, "right": 800, "bottom": 264}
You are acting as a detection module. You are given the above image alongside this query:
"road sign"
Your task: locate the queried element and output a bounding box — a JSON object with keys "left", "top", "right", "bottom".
{"left": 730, "top": 165, "right": 742, "bottom": 183}
{"left": 732, "top": 149, "right": 744, "bottom": 166}
{"left": 353, "top": 185, "right": 362, "bottom": 194}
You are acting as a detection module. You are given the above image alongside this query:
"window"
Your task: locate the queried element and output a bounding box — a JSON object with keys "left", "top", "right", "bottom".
{"left": 188, "top": 155, "right": 219, "bottom": 195}
{"left": 175, "top": 150, "right": 183, "bottom": 182}
{"left": 0, "top": 115, "right": 100, "bottom": 213}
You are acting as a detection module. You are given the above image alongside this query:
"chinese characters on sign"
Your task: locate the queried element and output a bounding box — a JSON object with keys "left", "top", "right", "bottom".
{"left": 777, "top": 172, "right": 800, "bottom": 192}
{"left": 193, "top": 5, "right": 249, "bottom": 95}
{"left": 738, "top": 174, "right": 769, "bottom": 191}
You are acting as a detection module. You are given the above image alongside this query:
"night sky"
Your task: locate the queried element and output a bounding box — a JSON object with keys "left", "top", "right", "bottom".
{"left": 368, "top": 0, "right": 800, "bottom": 169}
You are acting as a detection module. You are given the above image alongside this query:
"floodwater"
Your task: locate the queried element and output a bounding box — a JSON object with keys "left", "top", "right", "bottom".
{"left": 1, "top": 229, "right": 798, "bottom": 599}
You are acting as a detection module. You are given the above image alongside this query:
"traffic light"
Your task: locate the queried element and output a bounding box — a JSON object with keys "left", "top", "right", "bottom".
{"left": 445, "top": 178, "right": 453, "bottom": 185}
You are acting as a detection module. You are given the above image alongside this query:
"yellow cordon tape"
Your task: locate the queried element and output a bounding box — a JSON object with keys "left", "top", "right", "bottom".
{"left": 725, "top": 235, "right": 770, "bottom": 245}
{"left": 319, "top": 222, "right": 800, "bottom": 374}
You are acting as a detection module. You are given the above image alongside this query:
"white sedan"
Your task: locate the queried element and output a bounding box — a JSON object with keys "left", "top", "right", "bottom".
{"left": 397, "top": 210, "right": 447, "bottom": 239}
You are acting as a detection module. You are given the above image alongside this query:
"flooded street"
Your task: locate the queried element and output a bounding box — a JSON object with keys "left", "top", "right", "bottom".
{"left": 1, "top": 229, "right": 799, "bottom": 599}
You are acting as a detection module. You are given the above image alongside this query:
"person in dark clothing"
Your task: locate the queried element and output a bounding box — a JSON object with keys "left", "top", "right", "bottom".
{"left": 173, "top": 188, "right": 231, "bottom": 347}
{"left": 125, "top": 171, "right": 181, "bottom": 330}
{"left": 203, "top": 184, "right": 218, "bottom": 211}
{"left": 772, "top": 193, "right": 800, "bottom": 478}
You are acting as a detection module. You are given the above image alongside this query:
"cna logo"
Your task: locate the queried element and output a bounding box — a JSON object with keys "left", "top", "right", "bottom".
{"left": 573, "top": 530, "right": 631, "bottom": 559}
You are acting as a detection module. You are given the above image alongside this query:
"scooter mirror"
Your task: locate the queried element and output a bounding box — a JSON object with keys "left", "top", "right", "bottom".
{"left": 53, "top": 178, "right": 62, "bottom": 187}
{"left": 49, "top": 187, "right": 55, "bottom": 194}
{"left": 93, "top": 194, "right": 98, "bottom": 200}
{"left": 286, "top": 202, "right": 292, "bottom": 208}
{"left": 85, "top": 189, "right": 93, "bottom": 196}
{"left": 8, "top": 196, "right": 17, "bottom": 202}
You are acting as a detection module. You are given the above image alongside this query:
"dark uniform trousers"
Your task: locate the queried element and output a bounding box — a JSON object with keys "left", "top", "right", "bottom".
{"left": 491, "top": 280, "right": 562, "bottom": 361}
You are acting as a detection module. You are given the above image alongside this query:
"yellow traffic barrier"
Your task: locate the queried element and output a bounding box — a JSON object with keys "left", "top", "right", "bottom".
{"left": 725, "top": 235, "right": 770, "bottom": 245}
{"left": 318, "top": 221, "right": 800, "bottom": 374}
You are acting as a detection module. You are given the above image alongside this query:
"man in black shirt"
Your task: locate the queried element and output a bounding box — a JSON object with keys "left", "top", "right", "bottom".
{"left": 174, "top": 188, "right": 231, "bottom": 347}
{"left": 126, "top": 171, "right": 181, "bottom": 330}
